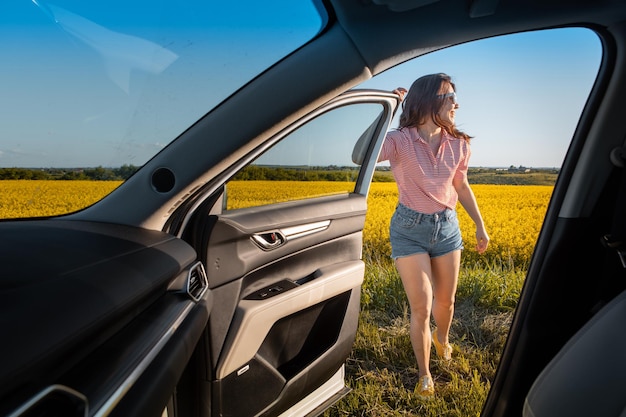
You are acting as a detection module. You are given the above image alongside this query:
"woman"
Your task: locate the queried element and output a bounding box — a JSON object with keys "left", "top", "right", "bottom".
{"left": 378, "top": 73, "right": 489, "bottom": 399}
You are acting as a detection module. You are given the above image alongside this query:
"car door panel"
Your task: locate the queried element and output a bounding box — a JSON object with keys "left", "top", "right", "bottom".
{"left": 202, "top": 195, "right": 366, "bottom": 416}
{"left": 177, "top": 92, "right": 399, "bottom": 416}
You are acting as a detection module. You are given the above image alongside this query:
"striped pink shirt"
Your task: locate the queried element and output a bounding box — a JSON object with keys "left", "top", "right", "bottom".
{"left": 378, "top": 126, "right": 471, "bottom": 214}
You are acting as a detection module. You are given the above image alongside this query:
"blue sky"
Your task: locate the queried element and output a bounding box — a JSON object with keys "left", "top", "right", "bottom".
{"left": 0, "top": 1, "right": 601, "bottom": 169}
{"left": 0, "top": 0, "right": 323, "bottom": 168}
{"left": 359, "top": 28, "right": 602, "bottom": 167}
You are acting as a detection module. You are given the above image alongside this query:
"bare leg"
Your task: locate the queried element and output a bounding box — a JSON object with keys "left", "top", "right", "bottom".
{"left": 430, "top": 250, "right": 461, "bottom": 346}
{"left": 395, "top": 253, "right": 434, "bottom": 378}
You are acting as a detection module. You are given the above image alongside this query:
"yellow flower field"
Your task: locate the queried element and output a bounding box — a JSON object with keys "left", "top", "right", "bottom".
{"left": 0, "top": 180, "right": 122, "bottom": 219}
{"left": 225, "top": 181, "right": 552, "bottom": 266}
{"left": 225, "top": 180, "right": 354, "bottom": 209}
{"left": 0, "top": 180, "right": 552, "bottom": 266}
{"left": 363, "top": 183, "right": 553, "bottom": 266}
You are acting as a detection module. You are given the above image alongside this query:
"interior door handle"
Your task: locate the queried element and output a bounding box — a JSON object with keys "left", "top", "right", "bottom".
{"left": 251, "top": 220, "right": 330, "bottom": 250}
{"left": 251, "top": 231, "right": 286, "bottom": 250}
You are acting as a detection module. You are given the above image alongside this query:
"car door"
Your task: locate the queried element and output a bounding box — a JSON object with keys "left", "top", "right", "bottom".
{"left": 175, "top": 90, "right": 399, "bottom": 417}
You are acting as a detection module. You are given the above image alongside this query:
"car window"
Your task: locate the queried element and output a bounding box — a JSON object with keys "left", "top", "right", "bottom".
{"left": 224, "top": 102, "right": 386, "bottom": 210}
{"left": 0, "top": 0, "right": 324, "bottom": 219}
{"left": 361, "top": 28, "right": 600, "bottom": 168}
{"left": 328, "top": 27, "right": 602, "bottom": 415}
{"left": 356, "top": 27, "right": 601, "bottom": 269}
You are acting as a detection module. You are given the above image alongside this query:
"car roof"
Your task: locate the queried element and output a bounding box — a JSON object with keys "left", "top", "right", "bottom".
{"left": 332, "top": 0, "right": 624, "bottom": 76}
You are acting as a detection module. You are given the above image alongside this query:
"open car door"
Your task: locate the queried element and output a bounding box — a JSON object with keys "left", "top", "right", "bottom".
{"left": 176, "top": 90, "right": 400, "bottom": 417}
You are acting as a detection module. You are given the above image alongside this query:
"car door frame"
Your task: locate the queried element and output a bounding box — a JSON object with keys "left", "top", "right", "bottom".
{"left": 177, "top": 90, "right": 400, "bottom": 417}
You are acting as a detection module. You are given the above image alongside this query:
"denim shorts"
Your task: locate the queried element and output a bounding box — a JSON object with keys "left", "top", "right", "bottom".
{"left": 389, "top": 203, "right": 463, "bottom": 259}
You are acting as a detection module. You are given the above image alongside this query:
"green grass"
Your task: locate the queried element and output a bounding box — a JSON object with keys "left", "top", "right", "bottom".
{"left": 324, "top": 253, "right": 522, "bottom": 416}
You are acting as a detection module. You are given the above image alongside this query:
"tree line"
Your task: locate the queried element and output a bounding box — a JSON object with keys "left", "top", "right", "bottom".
{"left": 0, "top": 165, "right": 374, "bottom": 182}
{"left": 0, "top": 165, "right": 139, "bottom": 181}
{"left": 0, "top": 165, "right": 558, "bottom": 185}
{"left": 231, "top": 165, "right": 392, "bottom": 182}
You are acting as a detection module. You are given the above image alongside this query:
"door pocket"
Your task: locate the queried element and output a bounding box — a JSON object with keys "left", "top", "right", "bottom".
{"left": 216, "top": 260, "right": 364, "bottom": 380}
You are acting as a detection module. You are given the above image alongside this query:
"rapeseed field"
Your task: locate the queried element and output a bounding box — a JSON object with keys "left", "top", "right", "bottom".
{"left": 226, "top": 180, "right": 551, "bottom": 267}
{"left": 1, "top": 178, "right": 551, "bottom": 415}
{"left": 0, "top": 180, "right": 121, "bottom": 219}
{"left": 1, "top": 180, "right": 549, "bottom": 267}
{"left": 363, "top": 183, "right": 552, "bottom": 267}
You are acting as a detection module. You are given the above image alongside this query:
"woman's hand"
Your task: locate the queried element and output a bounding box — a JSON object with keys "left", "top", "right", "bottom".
{"left": 393, "top": 87, "right": 407, "bottom": 101}
{"left": 475, "top": 227, "right": 490, "bottom": 254}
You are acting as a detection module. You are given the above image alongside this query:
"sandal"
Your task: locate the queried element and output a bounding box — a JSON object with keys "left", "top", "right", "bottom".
{"left": 432, "top": 328, "right": 452, "bottom": 361}
{"left": 415, "top": 375, "right": 435, "bottom": 399}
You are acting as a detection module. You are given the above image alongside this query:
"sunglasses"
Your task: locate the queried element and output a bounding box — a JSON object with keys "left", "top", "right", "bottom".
{"left": 437, "top": 92, "right": 457, "bottom": 103}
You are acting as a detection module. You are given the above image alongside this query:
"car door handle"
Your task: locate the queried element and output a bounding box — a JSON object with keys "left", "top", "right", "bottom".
{"left": 251, "top": 220, "right": 331, "bottom": 250}
{"left": 251, "top": 231, "right": 286, "bottom": 250}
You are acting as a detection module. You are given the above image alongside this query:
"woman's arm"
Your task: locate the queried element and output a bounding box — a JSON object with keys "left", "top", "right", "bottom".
{"left": 453, "top": 176, "right": 489, "bottom": 254}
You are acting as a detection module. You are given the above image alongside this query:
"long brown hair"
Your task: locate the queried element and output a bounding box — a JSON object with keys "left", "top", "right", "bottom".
{"left": 399, "top": 73, "right": 471, "bottom": 141}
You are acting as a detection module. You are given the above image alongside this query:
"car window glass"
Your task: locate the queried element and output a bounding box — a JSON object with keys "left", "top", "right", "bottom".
{"left": 224, "top": 103, "right": 385, "bottom": 210}
{"left": 0, "top": 0, "right": 323, "bottom": 219}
